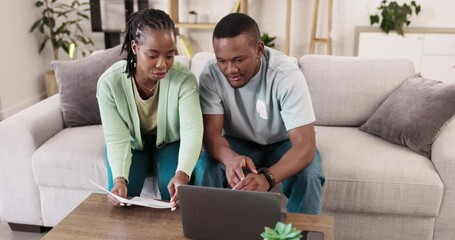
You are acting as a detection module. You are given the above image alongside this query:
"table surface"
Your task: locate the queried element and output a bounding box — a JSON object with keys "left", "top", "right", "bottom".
{"left": 43, "top": 193, "right": 333, "bottom": 240}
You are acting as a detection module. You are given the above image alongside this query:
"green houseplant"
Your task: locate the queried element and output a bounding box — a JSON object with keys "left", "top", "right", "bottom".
{"left": 261, "top": 32, "right": 276, "bottom": 48}
{"left": 30, "top": 0, "right": 95, "bottom": 97}
{"left": 261, "top": 222, "right": 303, "bottom": 240}
{"left": 30, "top": 0, "right": 95, "bottom": 60}
{"left": 369, "top": 0, "right": 421, "bottom": 36}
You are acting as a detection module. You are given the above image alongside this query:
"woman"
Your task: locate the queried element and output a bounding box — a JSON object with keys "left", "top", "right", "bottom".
{"left": 96, "top": 9, "right": 203, "bottom": 211}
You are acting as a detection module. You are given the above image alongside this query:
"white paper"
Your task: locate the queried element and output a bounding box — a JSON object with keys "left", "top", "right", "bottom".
{"left": 89, "top": 180, "right": 171, "bottom": 209}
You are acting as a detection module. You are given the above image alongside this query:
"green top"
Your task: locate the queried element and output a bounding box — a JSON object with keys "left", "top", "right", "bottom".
{"left": 96, "top": 60, "right": 203, "bottom": 180}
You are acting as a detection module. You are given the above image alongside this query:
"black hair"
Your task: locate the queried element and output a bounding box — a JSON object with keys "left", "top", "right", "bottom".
{"left": 213, "top": 13, "right": 260, "bottom": 46}
{"left": 121, "top": 8, "right": 176, "bottom": 78}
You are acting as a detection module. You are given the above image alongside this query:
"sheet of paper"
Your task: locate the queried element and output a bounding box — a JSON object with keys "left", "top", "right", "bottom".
{"left": 89, "top": 180, "right": 171, "bottom": 209}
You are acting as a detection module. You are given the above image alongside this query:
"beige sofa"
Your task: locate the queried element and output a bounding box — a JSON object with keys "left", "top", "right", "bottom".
{"left": 0, "top": 50, "right": 453, "bottom": 240}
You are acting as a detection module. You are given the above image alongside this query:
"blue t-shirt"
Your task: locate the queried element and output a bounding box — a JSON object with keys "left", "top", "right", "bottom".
{"left": 199, "top": 47, "right": 315, "bottom": 145}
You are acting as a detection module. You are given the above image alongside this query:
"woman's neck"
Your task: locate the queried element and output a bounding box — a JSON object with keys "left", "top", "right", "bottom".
{"left": 134, "top": 75, "right": 157, "bottom": 100}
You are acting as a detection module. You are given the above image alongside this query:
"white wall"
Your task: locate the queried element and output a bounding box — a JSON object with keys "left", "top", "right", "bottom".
{"left": 335, "top": 0, "right": 455, "bottom": 56}
{"left": 171, "top": 0, "right": 455, "bottom": 57}
{"left": 0, "top": 0, "right": 102, "bottom": 120}
{"left": 1, "top": 0, "right": 454, "bottom": 120}
{"left": 0, "top": 1, "right": 47, "bottom": 120}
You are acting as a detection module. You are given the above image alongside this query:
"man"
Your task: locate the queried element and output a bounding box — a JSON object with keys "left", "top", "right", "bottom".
{"left": 193, "top": 13, "right": 324, "bottom": 214}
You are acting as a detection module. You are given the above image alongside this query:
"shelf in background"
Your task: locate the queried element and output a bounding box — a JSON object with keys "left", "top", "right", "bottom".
{"left": 175, "top": 23, "right": 216, "bottom": 30}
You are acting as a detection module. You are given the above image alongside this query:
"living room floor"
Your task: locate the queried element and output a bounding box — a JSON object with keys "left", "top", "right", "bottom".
{"left": 0, "top": 221, "right": 47, "bottom": 240}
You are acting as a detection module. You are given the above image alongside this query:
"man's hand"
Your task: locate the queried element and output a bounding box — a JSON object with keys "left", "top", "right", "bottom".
{"left": 168, "top": 171, "right": 190, "bottom": 211}
{"left": 224, "top": 155, "right": 258, "bottom": 188}
{"left": 232, "top": 172, "right": 270, "bottom": 192}
{"left": 107, "top": 177, "right": 129, "bottom": 207}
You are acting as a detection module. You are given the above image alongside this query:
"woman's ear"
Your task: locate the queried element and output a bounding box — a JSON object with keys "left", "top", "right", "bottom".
{"left": 131, "top": 40, "right": 138, "bottom": 55}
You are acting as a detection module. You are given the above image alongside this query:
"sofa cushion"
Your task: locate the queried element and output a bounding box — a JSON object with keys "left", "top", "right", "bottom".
{"left": 359, "top": 74, "right": 455, "bottom": 158}
{"left": 300, "top": 55, "right": 415, "bottom": 126}
{"left": 52, "top": 45, "right": 127, "bottom": 127}
{"left": 32, "top": 125, "right": 107, "bottom": 189}
{"left": 191, "top": 52, "right": 215, "bottom": 81}
{"left": 32, "top": 125, "right": 161, "bottom": 198}
{"left": 316, "top": 126, "right": 443, "bottom": 217}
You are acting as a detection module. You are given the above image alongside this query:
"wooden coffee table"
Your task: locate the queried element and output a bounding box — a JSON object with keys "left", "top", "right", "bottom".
{"left": 43, "top": 193, "right": 333, "bottom": 240}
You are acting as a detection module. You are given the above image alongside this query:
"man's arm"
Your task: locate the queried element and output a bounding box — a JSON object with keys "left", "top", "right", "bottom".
{"left": 268, "top": 123, "right": 316, "bottom": 183}
{"left": 234, "top": 123, "right": 315, "bottom": 191}
{"left": 203, "top": 114, "right": 257, "bottom": 187}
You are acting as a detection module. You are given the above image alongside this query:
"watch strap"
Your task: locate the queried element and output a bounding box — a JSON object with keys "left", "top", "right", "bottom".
{"left": 258, "top": 167, "right": 276, "bottom": 191}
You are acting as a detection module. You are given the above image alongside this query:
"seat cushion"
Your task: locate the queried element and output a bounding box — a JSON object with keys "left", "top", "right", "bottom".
{"left": 300, "top": 55, "right": 415, "bottom": 126}
{"left": 32, "top": 125, "right": 107, "bottom": 190}
{"left": 316, "top": 126, "right": 443, "bottom": 217}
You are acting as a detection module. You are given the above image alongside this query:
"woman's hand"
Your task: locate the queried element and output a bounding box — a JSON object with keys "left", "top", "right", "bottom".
{"left": 168, "top": 171, "right": 190, "bottom": 211}
{"left": 107, "top": 177, "right": 129, "bottom": 207}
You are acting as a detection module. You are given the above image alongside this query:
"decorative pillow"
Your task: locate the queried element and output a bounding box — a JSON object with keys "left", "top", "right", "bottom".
{"left": 359, "top": 74, "right": 455, "bottom": 158}
{"left": 52, "top": 45, "right": 126, "bottom": 127}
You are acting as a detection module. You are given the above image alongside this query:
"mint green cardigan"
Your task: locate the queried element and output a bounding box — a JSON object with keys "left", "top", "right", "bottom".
{"left": 96, "top": 60, "right": 203, "bottom": 181}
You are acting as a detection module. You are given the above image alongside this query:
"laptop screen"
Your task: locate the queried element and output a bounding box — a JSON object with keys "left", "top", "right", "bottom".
{"left": 179, "top": 185, "right": 283, "bottom": 240}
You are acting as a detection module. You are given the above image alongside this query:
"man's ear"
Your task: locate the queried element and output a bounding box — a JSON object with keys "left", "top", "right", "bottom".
{"left": 256, "top": 41, "right": 265, "bottom": 58}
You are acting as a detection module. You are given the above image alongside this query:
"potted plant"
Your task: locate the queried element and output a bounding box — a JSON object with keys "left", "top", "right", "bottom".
{"left": 261, "top": 222, "right": 303, "bottom": 240}
{"left": 261, "top": 32, "right": 277, "bottom": 48}
{"left": 188, "top": 10, "right": 198, "bottom": 23}
{"left": 30, "top": 0, "right": 95, "bottom": 96}
{"left": 369, "top": 0, "right": 421, "bottom": 36}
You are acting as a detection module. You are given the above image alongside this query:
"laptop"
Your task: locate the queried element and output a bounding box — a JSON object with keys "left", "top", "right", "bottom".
{"left": 178, "top": 185, "right": 283, "bottom": 240}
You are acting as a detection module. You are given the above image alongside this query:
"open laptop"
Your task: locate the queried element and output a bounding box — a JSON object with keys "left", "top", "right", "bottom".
{"left": 179, "top": 185, "right": 284, "bottom": 240}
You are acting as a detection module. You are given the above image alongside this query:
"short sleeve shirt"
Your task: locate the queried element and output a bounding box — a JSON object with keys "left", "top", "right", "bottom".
{"left": 199, "top": 47, "right": 315, "bottom": 145}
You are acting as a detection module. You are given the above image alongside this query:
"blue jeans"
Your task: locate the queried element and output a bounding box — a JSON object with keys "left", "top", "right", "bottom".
{"left": 193, "top": 136, "right": 325, "bottom": 214}
{"left": 105, "top": 136, "right": 180, "bottom": 200}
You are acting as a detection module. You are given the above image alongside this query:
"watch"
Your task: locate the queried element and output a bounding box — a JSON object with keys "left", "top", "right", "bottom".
{"left": 258, "top": 167, "right": 276, "bottom": 191}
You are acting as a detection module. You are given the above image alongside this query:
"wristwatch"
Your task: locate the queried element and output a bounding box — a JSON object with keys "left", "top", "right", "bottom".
{"left": 258, "top": 167, "right": 276, "bottom": 191}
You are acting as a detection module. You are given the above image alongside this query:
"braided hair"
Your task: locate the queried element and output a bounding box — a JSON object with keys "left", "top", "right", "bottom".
{"left": 121, "top": 8, "right": 176, "bottom": 78}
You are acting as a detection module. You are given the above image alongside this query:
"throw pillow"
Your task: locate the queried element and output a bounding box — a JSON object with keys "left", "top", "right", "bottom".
{"left": 359, "top": 74, "right": 455, "bottom": 158}
{"left": 52, "top": 45, "right": 126, "bottom": 127}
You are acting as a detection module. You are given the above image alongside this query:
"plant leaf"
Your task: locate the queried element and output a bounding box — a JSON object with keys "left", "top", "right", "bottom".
{"left": 77, "top": 12, "right": 89, "bottom": 20}
{"left": 29, "top": 19, "right": 42, "bottom": 32}
{"left": 283, "top": 222, "right": 292, "bottom": 235}
{"left": 35, "top": 1, "right": 44, "bottom": 7}
{"left": 285, "top": 230, "right": 302, "bottom": 238}
{"left": 370, "top": 15, "right": 379, "bottom": 25}
{"left": 38, "top": 38, "right": 48, "bottom": 53}
{"left": 276, "top": 222, "right": 286, "bottom": 234}
{"left": 264, "top": 227, "right": 277, "bottom": 235}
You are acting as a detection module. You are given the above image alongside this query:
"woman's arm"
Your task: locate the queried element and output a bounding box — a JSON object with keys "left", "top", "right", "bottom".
{"left": 175, "top": 75, "right": 204, "bottom": 177}
{"left": 97, "top": 78, "right": 134, "bottom": 185}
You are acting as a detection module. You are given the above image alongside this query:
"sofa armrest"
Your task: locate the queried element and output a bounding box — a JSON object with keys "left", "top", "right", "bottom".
{"left": 0, "top": 95, "right": 63, "bottom": 225}
{"left": 431, "top": 117, "right": 455, "bottom": 240}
